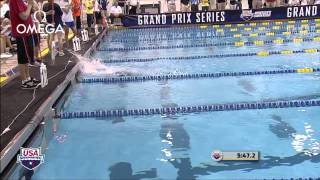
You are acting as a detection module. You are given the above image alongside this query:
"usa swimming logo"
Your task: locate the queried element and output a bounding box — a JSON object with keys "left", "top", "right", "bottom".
{"left": 240, "top": 10, "right": 254, "bottom": 21}
{"left": 241, "top": 9, "right": 272, "bottom": 21}
{"left": 17, "top": 148, "right": 45, "bottom": 170}
{"left": 211, "top": 150, "right": 223, "bottom": 161}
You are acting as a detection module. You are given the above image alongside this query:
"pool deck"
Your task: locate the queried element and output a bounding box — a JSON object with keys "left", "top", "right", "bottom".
{"left": 0, "top": 31, "right": 105, "bottom": 172}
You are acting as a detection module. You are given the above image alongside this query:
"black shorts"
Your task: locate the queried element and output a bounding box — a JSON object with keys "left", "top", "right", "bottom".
{"left": 202, "top": 6, "right": 209, "bottom": 11}
{"left": 129, "top": 6, "right": 137, "bottom": 15}
{"left": 95, "top": 12, "right": 102, "bottom": 21}
{"left": 87, "top": 14, "right": 94, "bottom": 28}
{"left": 33, "top": 33, "right": 40, "bottom": 46}
{"left": 75, "top": 16, "right": 82, "bottom": 30}
{"left": 191, "top": 4, "right": 198, "bottom": 11}
{"left": 16, "top": 35, "right": 34, "bottom": 64}
{"left": 118, "top": 2, "right": 125, "bottom": 7}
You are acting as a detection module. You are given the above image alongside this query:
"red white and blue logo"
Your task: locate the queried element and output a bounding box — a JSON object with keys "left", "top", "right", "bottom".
{"left": 211, "top": 150, "right": 223, "bottom": 161}
{"left": 240, "top": 10, "right": 254, "bottom": 21}
{"left": 17, "top": 148, "right": 45, "bottom": 170}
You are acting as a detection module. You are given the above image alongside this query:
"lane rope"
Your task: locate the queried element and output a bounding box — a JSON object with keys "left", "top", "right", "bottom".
{"left": 98, "top": 37, "right": 320, "bottom": 51}
{"left": 101, "top": 48, "right": 319, "bottom": 63}
{"left": 58, "top": 99, "right": 320, "bottom": 119}
{"left": 80, "top": 68, "right": 320, "bottom": 84}
{"left": 109, "top": 29, "right": 320, "bottom": 43}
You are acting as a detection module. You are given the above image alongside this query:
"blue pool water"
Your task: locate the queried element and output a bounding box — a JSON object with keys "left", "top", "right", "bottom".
{"left": 86, "top": 54, "right": 320, "bottom": 76}
{"left": 33, "top": 21, "right": 320, "bottom": 179}
{"left": 68, "top": 74, "right": 320, "bottom": 111}
{"left": 35, "top": 107, "right": 320, "bottom": 179}
{"left": 96, "top": 36, "right": 320, "bottom": 60}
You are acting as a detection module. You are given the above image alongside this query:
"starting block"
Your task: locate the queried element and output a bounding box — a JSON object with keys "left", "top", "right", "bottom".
{"left": 81, "top": 29, "right": 89, "bottom": 42}
{"left": 73, "top": 37, "right": 81, "bottom": 51}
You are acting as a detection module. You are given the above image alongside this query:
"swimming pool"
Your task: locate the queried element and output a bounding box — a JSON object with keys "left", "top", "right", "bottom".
{"left": 34, "top": 19, "right": 320, "bottom": 179}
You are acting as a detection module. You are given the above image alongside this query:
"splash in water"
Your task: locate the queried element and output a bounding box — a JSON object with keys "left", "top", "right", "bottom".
{"left": 291, "top": 122, "right": 320, "bottom": 156}
{"left": 74, "top": 53, "right": 139, "bottom": 76}
{"left": 55, "top": 134, "right": 68, "bottom": 143}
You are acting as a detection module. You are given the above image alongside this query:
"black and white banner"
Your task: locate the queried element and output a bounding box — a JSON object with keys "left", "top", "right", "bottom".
{"left": 122, "top": 5, "right": 320, "bottom": 27}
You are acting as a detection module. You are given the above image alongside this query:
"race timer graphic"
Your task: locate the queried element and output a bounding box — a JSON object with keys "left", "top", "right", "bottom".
{"left": 211, "top": 150, "right": 259, "bottom": 161}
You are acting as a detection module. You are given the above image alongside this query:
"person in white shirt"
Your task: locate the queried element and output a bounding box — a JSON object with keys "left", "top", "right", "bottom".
{"left": 110, "top": 1, "right": 123, "bottom": 24}
{"left": 129, "top": 0, "right": 139, "bottom": 14}
{"left": 288, "top": 0, "right": 300, "bottom": 5}
{"left": 0, "top": 17, "right": 13, "bottom": 58}
{"left": 60, "top": 0, "right": 78, "bottom": 48}
{"left": 0, "top": 0, "right": 9, "bottom": 19}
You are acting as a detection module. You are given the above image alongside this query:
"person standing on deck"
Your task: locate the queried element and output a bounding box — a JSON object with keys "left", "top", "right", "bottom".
{"left": 128, "top": 0, "right": 139, "bottom": 14}
{"left": 61, "top": 0, "right": 78, "bottom": 48}
{"left": 201, "top": 0, "right": 209, "bottom": 11}
{"left": 30, "top": 0, "right": 43, "bottom": 65}
{"left": 83, "top": 0, "right": 95, "bottom": 34}
{"left": 191, "top": 0, "right": 199, "bottom": 11}
{"left": 99, "top": 0, "right": 109, "bottom": 26}
{"left": 216, "top": 0, "right": 226, "bottom": 10}
{"left": 209, "top": 0, "right": 216, "bottom": 10}
{"left": 72, "top": 0, "right": 82, "bottom": 35}
{"left": 109, "top": 1, "right": 123, "bottom": 24}
{"left": 43, "top": 0, "right": 65, "bottom": 56}
{"left": 93, "top": 0, "right": 102, "bottom": 29}
{"left": 9, "top": 0, "right": 40, "bottom": 89}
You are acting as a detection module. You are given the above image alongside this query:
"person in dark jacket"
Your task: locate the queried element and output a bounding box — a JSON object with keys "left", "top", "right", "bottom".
{"left": 43, "top": 0, "right": 65, "bottom": 56}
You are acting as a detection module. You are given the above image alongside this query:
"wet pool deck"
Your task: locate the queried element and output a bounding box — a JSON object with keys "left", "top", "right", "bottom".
{"left": 0, "top": 32, "right": 102, "bottom": 172}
